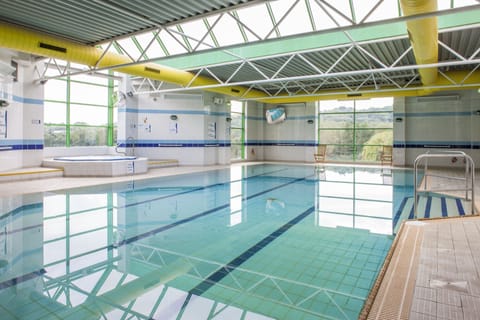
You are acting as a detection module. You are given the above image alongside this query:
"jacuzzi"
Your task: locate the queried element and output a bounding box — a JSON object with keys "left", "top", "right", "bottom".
{"left": 42, "top": 155, "right": 148, "bottom": 177}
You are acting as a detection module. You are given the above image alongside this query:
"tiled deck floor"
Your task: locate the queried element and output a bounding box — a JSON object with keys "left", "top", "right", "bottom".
{"left": 365, "top": 217, "right": 480, "bottom": 320}
{"left": 366, "top": 168, "right": 480, "bottom": 320}
{"left": 411, "top": 217, "right": 480, "bottom": 320}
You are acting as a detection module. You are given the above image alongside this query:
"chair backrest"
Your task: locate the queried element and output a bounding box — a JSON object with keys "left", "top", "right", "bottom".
{"left": 381, "top": 146, "right": 393, "bottom": 164}
{"left": 382, "top": 145, "right": 392, "bottom": 157}
{"left": 317, "top": 144, "right": 326, "bottom": 155}
{"left": 314, "top": 144, "right": 327, "bottom": 162}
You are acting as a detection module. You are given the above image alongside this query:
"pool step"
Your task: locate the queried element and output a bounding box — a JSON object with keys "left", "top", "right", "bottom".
{"left": 0, "top": 167, "right": 63, "bottom": 182}
{"left": 148, "top": 159, "right": 179, "bottom": 169}
{"left": 393, "top": 195, "right": 470, "bottom": 233}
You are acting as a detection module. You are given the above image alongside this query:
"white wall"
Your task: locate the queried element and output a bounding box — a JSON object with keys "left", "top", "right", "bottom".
{"left": 244, "top": 100, "right": 264, "bottom": 161}
{"left": 262, "top": 103, "right": 316, "bottom": 162}
{"left": 395, "top": 89, "right": 480, "bottom": 167}
{"left": 117, "top": 81, "right": 231, "bottom": 166}
{"left": 0, "top": 51, "right": 44, "bottom": 171}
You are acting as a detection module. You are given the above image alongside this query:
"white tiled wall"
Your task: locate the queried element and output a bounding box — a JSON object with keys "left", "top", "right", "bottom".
{"left": 400, "top": 89, "right": 480, "bottom": 167}
{"left": 117, "top": 81, "right": 231, "bottom": 165}
{"left": 0, "top": 53, "right": 44, "bottom": 172}
{"left": 262, "top": 102, "right": 316, "bottom": 162}
{"left": 245, "top": 101, "right": 264, "bottom": 161}
{"left": 3, "top": 54, "right": 480, "bottom": 171}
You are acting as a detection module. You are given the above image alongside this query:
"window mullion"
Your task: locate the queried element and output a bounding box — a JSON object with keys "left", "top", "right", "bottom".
{"left": 66, "top": 76, "right": 71, "bottom": 147}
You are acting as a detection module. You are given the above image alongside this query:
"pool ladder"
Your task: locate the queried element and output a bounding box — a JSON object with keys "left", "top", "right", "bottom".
{"left": 414, "top": 151, "right": 475, "bottom": 218}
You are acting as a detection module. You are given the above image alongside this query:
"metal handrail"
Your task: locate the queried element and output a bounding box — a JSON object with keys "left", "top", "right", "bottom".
{"left": 115, "top": 136, "right": 136, "bottom": 156}
{"left": 414, "top": 151, "right": 475, "bottom": 218}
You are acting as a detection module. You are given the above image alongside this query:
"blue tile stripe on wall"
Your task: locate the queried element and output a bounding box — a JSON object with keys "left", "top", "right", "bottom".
{"left": 393, "top": 141, "right": 480, "bottom": 149}
{"left": 119, "top": 108, "right": 229, "bottom": 117}
{"left": 0, "top": 139, "right": 44, "bottom": 151}
{"left": 394, "top": 111, "right": 475, "bottom": 117}
{"left": 12, "top": 95, "right": 44, "bottom": 105}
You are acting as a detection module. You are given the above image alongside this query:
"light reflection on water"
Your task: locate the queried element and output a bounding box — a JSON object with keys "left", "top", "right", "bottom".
{"left": 0, "top": 164, "right": 414, "bottom": 319}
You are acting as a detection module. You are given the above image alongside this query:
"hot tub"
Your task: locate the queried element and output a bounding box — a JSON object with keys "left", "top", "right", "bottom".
{"left": 42, "top": 155, "right": 148, "bottom": 177}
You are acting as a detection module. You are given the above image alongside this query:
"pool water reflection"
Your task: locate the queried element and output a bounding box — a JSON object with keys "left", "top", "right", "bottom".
{"left": 0, "top": 164, "right": 415, "bottom": 319}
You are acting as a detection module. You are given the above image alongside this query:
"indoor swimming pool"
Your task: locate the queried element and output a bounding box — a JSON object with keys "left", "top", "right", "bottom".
{"left": 0, "top": 164, "right": 448, "bottom": 319}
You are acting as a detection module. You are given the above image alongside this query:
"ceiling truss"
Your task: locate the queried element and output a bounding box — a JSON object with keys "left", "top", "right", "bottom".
{"left": 34, "top": 2, "right": 480, "bottom": 101}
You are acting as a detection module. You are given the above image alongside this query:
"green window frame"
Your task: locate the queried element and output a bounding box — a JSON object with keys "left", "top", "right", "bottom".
{"left": 230, "top": 100, "right": 245, "bottom": 160}
{"left": 44, "top": 74, "right": 117, "bottom": 147}
{"left": 318, "top": 98, "right": 393, "bottom": 162}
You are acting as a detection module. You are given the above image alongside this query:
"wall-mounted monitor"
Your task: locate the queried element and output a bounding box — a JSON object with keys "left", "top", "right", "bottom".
{"left": 266, "top": 107, "right": 286, "bottom": 124}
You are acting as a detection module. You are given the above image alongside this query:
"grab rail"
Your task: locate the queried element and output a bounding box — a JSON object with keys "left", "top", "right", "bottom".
{"left": 115, "top": 136, "right": 136, "bottom": 156}
{"left": 414, "top": 151, "right": 475, "bottom": 218}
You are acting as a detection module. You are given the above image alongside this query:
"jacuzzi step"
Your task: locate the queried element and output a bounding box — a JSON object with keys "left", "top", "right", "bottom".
{"left": 0, "top": 167, "right": 64, "bottom": 182}
{"left": 43, "top": 156, "right": 149, "bottom": 177}
{"left": 148, "top": 159, "right": 179, "bottom": 168}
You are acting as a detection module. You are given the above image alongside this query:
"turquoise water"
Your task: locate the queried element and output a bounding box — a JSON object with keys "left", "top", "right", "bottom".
{"left": 0, "top": 164, "right": 414, "bottom": 319}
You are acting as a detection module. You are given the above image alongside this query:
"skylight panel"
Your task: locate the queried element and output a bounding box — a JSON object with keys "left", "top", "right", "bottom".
{"left": 116, "top": 38, "right": 142, "bottom": 61}
{"left": 206, "top": 14, "right": 246, "bottom": 47}
{"left": 352, "top": 0, "right": 385, "bottom": 24}
{"left": 452, "top": 0, "right": 479, "bottom": 8}
{"left": 438, "top": 0, "right": 454, "bottom": 9}
{"left": 134, "top": 32, "right": 168, "bottom": 59}
{"left": 236, "top": 3, "right": 275, "bottom": 41}
{"left": 310, "top": 0, "right": 353, "bottom": 30}
{"left": 179, "top": 18, "right": 217, "bottom": 51}
{"left": 276, "top": 0, "right": 314, "bottom": 36}
{"left": 359, "top": 0, "right": 400, "bottom": 23}
{"left": 157, "top": 29, "right": 190, "bottom": 55}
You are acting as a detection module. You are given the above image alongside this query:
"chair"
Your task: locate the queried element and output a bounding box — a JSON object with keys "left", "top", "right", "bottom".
{"left": 314, "top": 144, "right": 327, "bottom": 162}
{"left": 379, "top": 145, "right": 393, "bottom": 165}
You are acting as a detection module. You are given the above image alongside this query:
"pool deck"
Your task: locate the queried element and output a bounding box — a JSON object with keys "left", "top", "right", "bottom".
{"left": 1, "top": 163, "right": 480, "bottom": 319}
{"left": 364, "top": 168, "right": 480, "bottom": 320}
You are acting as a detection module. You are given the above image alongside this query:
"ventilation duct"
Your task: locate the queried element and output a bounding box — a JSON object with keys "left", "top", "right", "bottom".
{"left": 0, "top": 22, "right": 266, "bottom": 100}
{"left": 0, "top": 21, "right": 478, "bottom": 104}
{"left": 400, "top": 0, "right": 438, "bottom": 86}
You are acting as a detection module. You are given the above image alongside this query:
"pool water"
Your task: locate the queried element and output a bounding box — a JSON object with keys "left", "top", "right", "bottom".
{"left": 0, "top": 164, "right": 415, "bottom": 319}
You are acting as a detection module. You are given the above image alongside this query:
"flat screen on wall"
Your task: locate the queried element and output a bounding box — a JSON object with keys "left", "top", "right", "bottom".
{"left": 266, "top": 107, "right": 286, "bottom": 124}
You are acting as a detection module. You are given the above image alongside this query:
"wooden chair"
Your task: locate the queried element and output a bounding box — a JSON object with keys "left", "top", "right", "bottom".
{"left": 314, "top": 144, "right": 327, "bottom": 162}
{"left": 379, "top": 145, "right": 393, "bottom": 165}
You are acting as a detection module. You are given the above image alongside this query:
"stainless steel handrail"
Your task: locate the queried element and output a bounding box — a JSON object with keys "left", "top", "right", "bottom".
{"left": 414, "top": 151, "right": 475, "bottom": 218}
{"left": 115, "top": 136, "right": 136, "bottom": 156}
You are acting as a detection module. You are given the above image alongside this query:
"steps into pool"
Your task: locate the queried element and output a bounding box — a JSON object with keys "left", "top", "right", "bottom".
{"left": 0, "top": 167, "right": 63, "bottom": 182}
{"left": 0, "top": 159, "right": 179, "bottom": 182}
{"left": 148, "top": 159, "right": 178, "bottom": 168}
{"left": 393, "top": 195, "right": 472, "bottom": 233}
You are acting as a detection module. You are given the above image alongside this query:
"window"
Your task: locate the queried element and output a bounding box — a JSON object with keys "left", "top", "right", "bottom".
{"left": 318, "top": 98, "right": 393, "bottom": 162}
{"left": 230, "top": 100, "right": 245, "bottom": 160}
{"left": 44, "top": 72, "right": 117, "bottom": 147}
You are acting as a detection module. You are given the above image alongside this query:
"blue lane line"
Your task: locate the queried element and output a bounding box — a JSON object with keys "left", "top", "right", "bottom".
{"left": 110, "top": 174, "right": 314, "bottom": 249}
{"left": 0, "top": 175, "right": 313, "bottom": 291}
{"left": 408, "top": 202, "right": 415, "bottom": 220}
{"left": 424, "top": 196, "right": 432, "bottom": 218}
{"left": 120, "top": 168, "right": 291, "bottom": 210}
{"left": 456, "top": 199, "right": 465, "bottom": 216}
{"left": 0, "top": 269, "right": 46, "bottom": 290}
{"left": 393, "top": 197, "right": 409, "bottom": 231}
{"left": 441, "top": 198, "right": 448, "bottom": 217}
{"left": 184, "top": 206, "right": 316, "bottom": 302}
{"left": 0, "top": 203, "right": 43, "bottom": 220}
{"left": 115, "top": 204, "right": 229, "bottom": 247}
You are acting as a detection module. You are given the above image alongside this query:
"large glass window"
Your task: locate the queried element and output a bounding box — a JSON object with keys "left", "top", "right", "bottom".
{"left": 318, "top": 98, "right": 393, "bottom": 162}
{"left": 44, "top": 71, "right": 117, "bottom": 147}
{"left": 230, "top": 100, "right": 245, "bottom": 160}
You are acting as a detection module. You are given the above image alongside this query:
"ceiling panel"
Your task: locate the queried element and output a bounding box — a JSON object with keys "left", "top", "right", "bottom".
{"left": 0, "top": 0, "right": 260, "bottom": 44}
